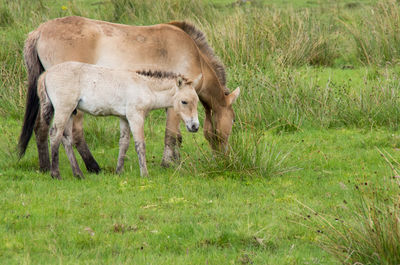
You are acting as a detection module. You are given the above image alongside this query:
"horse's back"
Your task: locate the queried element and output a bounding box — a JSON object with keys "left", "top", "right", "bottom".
{"left": 35, "top": 16, "right": 202, "bottom": 77}
{"left": 35, "top": 17, "right": 99, "bottom": 68}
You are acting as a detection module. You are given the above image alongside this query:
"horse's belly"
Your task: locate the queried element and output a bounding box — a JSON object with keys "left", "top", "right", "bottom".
{"left": 77, "top": 98, "right": 125, "bottom": 117}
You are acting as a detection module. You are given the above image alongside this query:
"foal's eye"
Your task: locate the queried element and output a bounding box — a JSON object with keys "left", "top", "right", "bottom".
{"left": 181, "top": 101, "right": 188, "bottom": 105}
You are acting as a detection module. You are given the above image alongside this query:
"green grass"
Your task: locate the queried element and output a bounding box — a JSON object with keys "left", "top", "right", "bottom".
{"left": 2, "top": 0, "right": 400, "bottom": 263}
{"left": 2, "top": 115, "right": 400, "bottom": 264}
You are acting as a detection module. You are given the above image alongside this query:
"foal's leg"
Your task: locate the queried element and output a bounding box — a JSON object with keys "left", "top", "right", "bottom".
{"left": 72, "top": 111, "right": 101, "bottom": 173}
{"left": 161, "top": 107, "right": 182, "bottom": 168}
{"left": 127, "top": 112, "right": 148, "bottom": 177}
{"left": 34, "top": 113, "right": 51, "bottom": 172}
{"left": 116, "top": 118, "right": 131, "bottom": 174}
{"left": 49, "top": 115, "right": 70, "bottom": 179}
{"left": 62, "top": 118, "right": 84, "bottom": 179}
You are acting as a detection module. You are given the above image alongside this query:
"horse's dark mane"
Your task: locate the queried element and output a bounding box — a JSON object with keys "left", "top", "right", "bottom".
{"left": 167, "top": 21, "right": 227, "bottom": 87}
{"left": 136, "top": 70, "right": 191, "bottom": 84}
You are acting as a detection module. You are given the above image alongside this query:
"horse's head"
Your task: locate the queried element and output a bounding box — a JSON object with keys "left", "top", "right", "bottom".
{"left": 173, "top": 74, "right": 202, "bottom": 132}
{"left": 204, "top": 87, "right": 240, "bottom": 152}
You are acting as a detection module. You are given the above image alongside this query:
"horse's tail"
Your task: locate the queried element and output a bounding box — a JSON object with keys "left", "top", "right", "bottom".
{"left": 37, "top": 73, "right": 54, "bottom": 126}
{"left": 18, "top": 29, "right": 45, "bottom": 158}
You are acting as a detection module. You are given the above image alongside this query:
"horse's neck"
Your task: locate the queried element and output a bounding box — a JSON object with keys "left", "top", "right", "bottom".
{"left": 199, "top": 61, "right": 226, "bottom": 110}
{"left": 147, "top": 80, "right": 177, "bottom": 109}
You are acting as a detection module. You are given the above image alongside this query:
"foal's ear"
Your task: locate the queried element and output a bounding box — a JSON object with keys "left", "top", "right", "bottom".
{"left": 192, "top": 74, "right": 203, "bottom": 89}
{"left": 176, "top": 76, "right": 184, "bottom": 88}
{"left": 227, "top": 87, "right": 240, "bottom": 106}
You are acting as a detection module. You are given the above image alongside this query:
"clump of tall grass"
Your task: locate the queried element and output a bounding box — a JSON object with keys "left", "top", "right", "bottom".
{"left": 178, "top": 126, "right": 298, "bottom": 178}
{"left": 301, "top": 149, "right": 400, "bottom": 264}
{"left": 230, "top": 65, "right": 400, "bottom": 131}
{"left": 0, "top": 5, "right": 13, "bottom": 27}
{"left": 0, "top": 60, "right": 25, "bottom": 118}
{"left": 203, "top": 6, "right": 338, "bottom": 68}
{"left": 108, "top": 0, "right": 216, "bottom": 24}
{"left": 0, "top": 26, "right": 26, "bottom": 118}
{"left": 342, "top": 0, "right": 400, "bottom": 66}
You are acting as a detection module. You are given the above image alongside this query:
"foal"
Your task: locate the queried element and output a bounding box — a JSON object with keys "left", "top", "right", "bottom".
{"left": 37, "top": 61, "right": 201, "bottom": 179}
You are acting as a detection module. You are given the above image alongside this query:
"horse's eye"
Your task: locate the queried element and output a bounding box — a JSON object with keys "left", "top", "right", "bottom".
{"left": 181, "top": 101, "right": 188, "bottom": 105}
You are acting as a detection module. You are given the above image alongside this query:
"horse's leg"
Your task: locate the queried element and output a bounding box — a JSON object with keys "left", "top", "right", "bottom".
{"left": 34, "top": 113, "right": 51, "bottom": 172}
{"left": 126, "top": 113, "right": 148, "bottom": 177}
{"left": 161, "top": 107, "right": 182, "bottom": 168}
{"left": 62, "top": 118, "right": 84, "bottom": 179}
{"left": 203, "top": 107, "right": 217, "bottom": 150}
{"left": 49, "top": 115, "right": 70, "bottom": 180}
{"left": 72, "top": 111, "right": 101, "bottom": 173}
{"left": 116, "top": 118, "right": 131, "bottom": 174}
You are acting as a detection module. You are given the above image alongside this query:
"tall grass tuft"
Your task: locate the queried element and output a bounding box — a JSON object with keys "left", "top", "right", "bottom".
{"left": 204, "top": 7, "right": 338, "bottom": 68}
{"left": 342, "top": 0, "right": 400, "bottom": 66}
{"left": 302, "top": 149, "right": 400, "bottom": 264}
{"left": 0, "top": 5, "right": 13, "bottom": 27}
{"left": 230, "top": 65, "right": 400, "bottom": 131}
{"left": 179, "top": 126, "right": 298, "bottom": 178}
{"left": 108, "top": 0, "right": 216, "bottom": 24}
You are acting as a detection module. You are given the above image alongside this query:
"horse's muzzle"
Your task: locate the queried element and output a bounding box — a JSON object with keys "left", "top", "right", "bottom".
{"left": 186, "top": 120, "right": 199, "bottom": 133}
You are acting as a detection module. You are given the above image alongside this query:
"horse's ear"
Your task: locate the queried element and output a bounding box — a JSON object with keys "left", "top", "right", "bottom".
{"left": 176, "top": 76, "right": 183, "bottom": 88}
{"left": 227, "top": 87, "right": 240, "bottom": 106}
{"left": 192, "top": 74, "right": 203, "bottom": 89}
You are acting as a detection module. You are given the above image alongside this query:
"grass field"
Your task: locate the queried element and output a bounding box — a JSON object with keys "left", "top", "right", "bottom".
{"left": 1, "top": 0, "right": 400, "bottom": 264}
{"left": 2, "top": 116, "right": 399, "bottom": 264}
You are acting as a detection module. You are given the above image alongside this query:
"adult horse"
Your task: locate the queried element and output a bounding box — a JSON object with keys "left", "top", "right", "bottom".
{"left": 18, "top": 16, "right": 240, "bottom": 172}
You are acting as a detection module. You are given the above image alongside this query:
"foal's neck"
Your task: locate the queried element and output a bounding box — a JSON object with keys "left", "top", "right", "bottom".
{"left": 147, "top": 79, "right": 177, "bottom": 109}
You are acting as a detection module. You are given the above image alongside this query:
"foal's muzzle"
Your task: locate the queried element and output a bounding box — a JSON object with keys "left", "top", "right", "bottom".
{"left": 186, "top": 119, "right": 200, "bottom": 133}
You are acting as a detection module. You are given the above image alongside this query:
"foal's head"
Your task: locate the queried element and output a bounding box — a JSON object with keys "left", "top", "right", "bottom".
{"left": 173, "top": 74, "right": 202, "bottom": 133}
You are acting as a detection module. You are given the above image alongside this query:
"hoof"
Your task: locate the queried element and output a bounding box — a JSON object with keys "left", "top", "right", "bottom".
{"left": 51, "top": 172, "right": 62, "bottom": 180}
{"left": 86, "top": 162, "right": 101, "bottom": 174}
{"left": 161, "top": 159, "right": 172, "bottom": 168}
{"left": 74, "top": 173, "right": 85, "bottom": 179}
{"left": 39, "top": 167, "right": 50, "bottom": 173}
{"left": 172, "top": 150, "right": 181, "bottom": 162}
{"left": 39, "top": 164, "right": 51, "bottom": 172}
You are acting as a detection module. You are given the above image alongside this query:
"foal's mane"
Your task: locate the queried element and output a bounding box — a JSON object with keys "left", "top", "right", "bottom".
{"left": 136, "top": 70, "right": 191, "bottom": 84}
{"left": 167, "top": 21, "right": 226, "bottom": 87}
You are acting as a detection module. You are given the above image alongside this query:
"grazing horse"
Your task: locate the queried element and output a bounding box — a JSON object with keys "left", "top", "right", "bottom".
{"left": 37, "top": 61, "right": 201, "bottom": 178}
{"left": 18, "top": 16, "right": 240, "bottom": 173}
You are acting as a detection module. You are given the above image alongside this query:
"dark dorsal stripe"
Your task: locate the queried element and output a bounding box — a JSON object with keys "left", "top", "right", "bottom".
{"left": 136, "top": 70, "right": 191, "bottom": 84}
